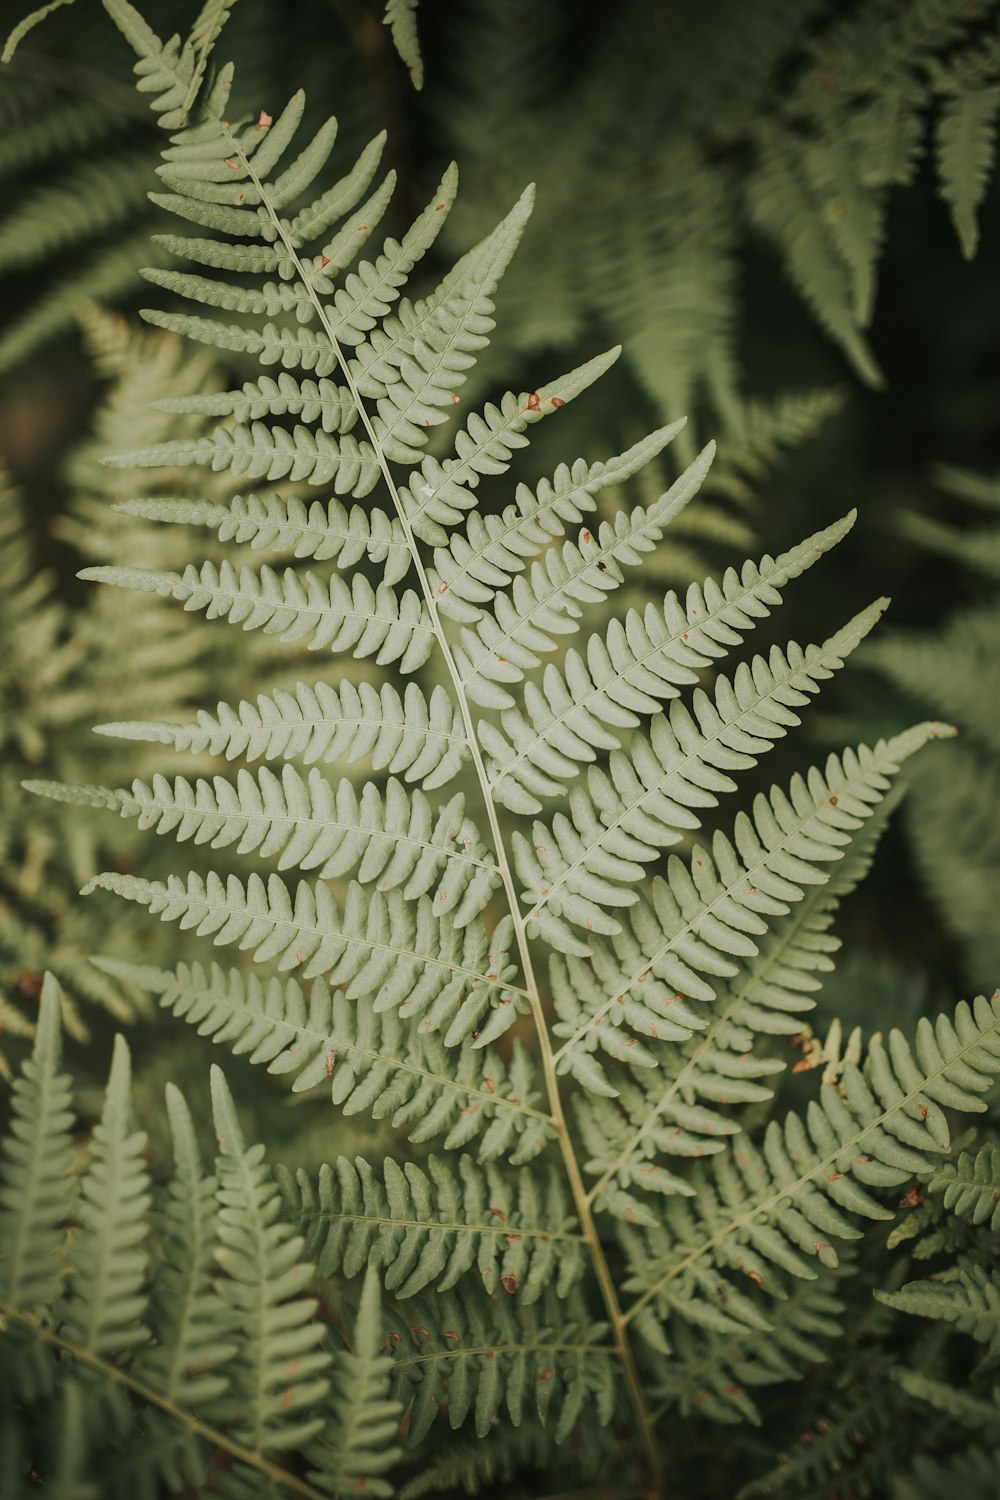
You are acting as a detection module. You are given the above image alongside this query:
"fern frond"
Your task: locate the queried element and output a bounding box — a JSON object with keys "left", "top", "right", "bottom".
{"left": 0, "top": 974, "right": 76, "bottom": 1309}
{"left": 516, "top": 603, "right": 890, "bottom": 955}
{"left": 622, "top": 990, "right": 1000, "bottom": 1337}
{"left": 647, "top": 1268, "right": 845, "bottom": 1426}
{"left": 451, "top": 443, "right": 716, "bottom": 710}
{"left": 139, "top": 1083, "right": 233, "bottom": 1407}
{"left": 747, "top": 130, "right": 885, "bottom": 387}
{"left": 382, "top": 1284, "right": 618, "bottom": 1444}
{"left": 279, "top": 1152, "right": 584, "bottom": 1301}
{"left": 79, "top": 561, "right": 435, "bottom": 670}
{"left": 118, "top": 492, "right": 412, "bottom": 585}
{"left": 61, "top": 1033, "right": 150, "bottom": 1355}
{"left": 383, "top": 0, "right": 422, "bottom": 90}
{"left": 0, "top": 148, "right": 153, "bottom": 273}
{"left": 1, "top": 0, "right": 78, "bottom": 63}
{"left": 935, "top": 83, "right": 1000, "bottom": 258}
{"left": 83, "top": 871, "right": 522, "bottom": 1044}
{"left": 878, "top": 1259, "right": 1000, "bottom": 1350}
{"left": 576, "top": 795, "right": 899, "bottom": 1221}
{"left": 31, "top": 769, "right": 500, "bottom": 926}
{"left": 94, "top": 678, "right": 469, "bottom": 790}
{"left": 306, "top": 1265, "right": 402, "bottom": 1498}
{"left": 428, "top": 415, "right": 681, "bottom": 623}
{"left": 928, "top": 1144, "right": 1000, "bottom": 1229}
{"left": 484, "top": 515, "right": 856, "bottom": 818}
{"left": 91, "top": 958, "right": 553, "bottom": 1161}
{"left": 401, "top": 347, "right": 624, "bottom": 545}
{"left": 209, "top": 1066, "right": 331, "bottom": 1453}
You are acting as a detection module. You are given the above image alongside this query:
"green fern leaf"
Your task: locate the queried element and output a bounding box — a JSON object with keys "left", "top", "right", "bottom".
{"left": 404, "top": 347, "right": 625, "bottom": 546}
{"left": 279, "top": 1153, "right": 583, "bottom": 1301}
{"left": 383, "top": 0, "right": 423, "bottom": 90}
{"left": 577, "top": 795, "right": 899, "bottom": 1221}
{"left": 0, "top": 974, "right": 76, "bottom": 1310}
{"left": 623, "top": 989, "right": 1000, "bottom": 1338}
{"left": 78, "top": 561, "right": 434, "bottom": 668}
{"left": 139, "top": 1084, "right": 233, "bottom": 1408}
{"left": 209, "top": 1066, "right": 331, "bottom": 1452}
{"left": 382, "top": 1284, "right": 618, "bottom": 1444}
{"left": 32, "top": 769, "right": 500, "bottom": 926}
{"left": 484, "top": 511, "right": 858, "bottom": 814}
{"left": 935, "top": 84, "right": 1000, "bottom": 258}
{"left": 548, "top": 726, "right": 932, "bottom": 1095}
{"left": 83, "top": 871, "right": 521, "bottom": 1043}
{"left": 91, "top": 958, "right": 553, "bottom": 1162}
{"left": 61, "top": 1034, "right": 151, "bottom": 1355}
{"left": 307, "top": 1265, "right": 402, "bottom": 1497}
{"left": 878, "top": 1260, "right": 1000, "bottom": 1350}
{"left": 517, "top": 602, "right": 889, "bottom": 954}
{"left": 93, "top": 678, "right": 469, "bottom": 790}
{"left": 116, "top": 491, "right": 411, "bottom": 585}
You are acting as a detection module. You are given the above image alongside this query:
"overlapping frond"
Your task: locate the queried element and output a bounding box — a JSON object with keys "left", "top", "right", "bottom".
{"left": 621, "top": 992, "right": 1000, "bottom": 1341}
{"left": 0, "top": 973, "right": 397, "bottom": 1497}
{"left": 31, "top": 768, "right": 500, "bottom": 926}
{"left": 279, "top": 1152, "right": 583, "bottom": 1302}
{"left": 382, "top": 1284, "right": 618, "bottom": 1444}
{"left": 575, "top": 796, "right": 899, "bottom": 1222}
{"left": 83, "top": 869, "right": 522, "bottom": 1044}
{"left": 92, "top": 958, "right": 553, "bottom": 1162}
{"left": 483, "top": 511, "right": 856, "bottom": 813}
{"left": 516, "top": 603, "right": 891, "bottom": 955}
{"left": 548, "top": 726, "right": 939, "bottom": 1098}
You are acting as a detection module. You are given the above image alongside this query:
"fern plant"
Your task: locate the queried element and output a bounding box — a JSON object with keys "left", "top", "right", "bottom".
{"left": 8, "top": 1, "right": 1000, "bottom": 1495}
{"left": 0, "top": 971, "right": 402, "bottom": 1498}
{"left": 865, "top": 465, "right": 1000, "bottom": 991}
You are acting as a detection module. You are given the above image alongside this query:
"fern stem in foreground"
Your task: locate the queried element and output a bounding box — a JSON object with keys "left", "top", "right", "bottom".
{"left": 218, "top": 117, "right": 663, "bottom": 1490}
{"left": 0, "top": 1305, "right": 331, "bottom": 1500}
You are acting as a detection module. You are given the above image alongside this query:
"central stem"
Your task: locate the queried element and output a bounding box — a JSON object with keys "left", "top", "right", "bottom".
{"left": 225, "top": 122, "right": 662, "bottom": 1491}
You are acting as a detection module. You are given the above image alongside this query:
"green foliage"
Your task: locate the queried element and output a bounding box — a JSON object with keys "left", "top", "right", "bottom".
{"left": 866, "top": 466, "right": 1000, "bottom": 989}
{"left": 0, "top": 973, "right": 403, "bottom": 1498}
{"left": 0, "top": 1, "right": 998, "bottom": 1497}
